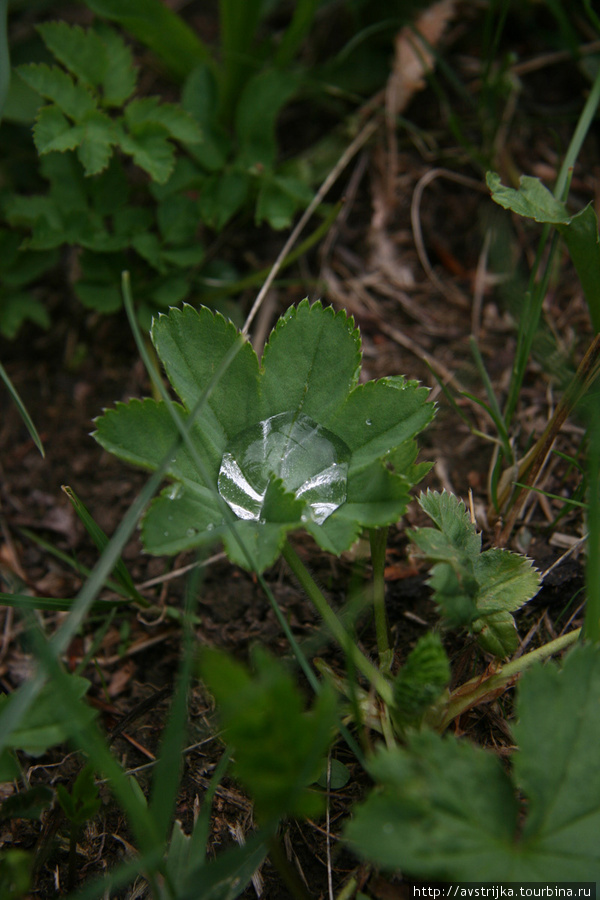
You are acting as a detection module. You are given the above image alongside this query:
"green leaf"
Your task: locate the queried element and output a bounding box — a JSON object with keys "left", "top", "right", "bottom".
{"left": 0, "top": 294, "right": 50, "bottom": 339}
{"left": 17, "top": 63, "right": 96, "bottom": 119}
{"left": 96, "top": 24, "right": 137, "bottom": 106}
{"left": 487, "top": 171, "right": 600, "bottom": 332}
{"left": 151, "top": 305, "right": 260, "bottom": 441}
{"left": 315, "top": 758, "right": 350, "bottom": 790}
{"left": 116, "top": 124, "right": 176, "bottom": 183}
{"left": 199, "top": 170, "right": 250, "bottom": 230}
{"left": 33, "top": 105, "right": 79, "bottom": 154}
{"left": 56, "top": 765, "right": 101, "bottom": 827}
{"left": 0, "top": 676, "right": 95, "bottom": 756}
{"left": 235, "top": 69, "right": 299, "bottom": 168}
{"left": 472, "top": 548, "right": 540, "bottom": 655}
{"left": 393, "top": 633, "right": 450, "bottom": 728}
{"left": 95, "top": 302, "right": 434, "bottom": 571}
{"left": 223, "top": 520, "right": 293, "bottom": 573}
{"left": 37, "top": 21, "right": 107, "bottom": 91}
{"left": 255, "top": 173, "right": 313, "bottom": 230}
{"left": 346, "top": 644, "right": 600, "bottom": 880}
{"left": 124, "top": 97, "right": 202, "bottom": 144}
{"left": 418, "top": 489, "right": 482, "bottom": 557}
{"left": 142, "top": 487, "right": 225, "bottom": 556}
{"left": 486, "top": 171, "right": 569, "bottom": 222}
{"left": 75, "top": 110, "right": 116, "bottom": 175}
{"left": 260, "top": 300, "right": 361, "bottom": 422}
{"left": 74, "top": 281, "right": 122, "bottom": 313}
{"left": 81, "top": 0, "right": 213, "bottom": 82}
{"left": 410, "top": 491, "right": 540, "bottom": 655}
{"left": 345, "top": 729, "right": 519, "bottom": 879}
{"left": 341, "top": 460, "right": 411, "bottom": 527}
{"left": 0, "top": 749, "right": 19, "bottom": 782}
{"left": 327, "top": 378, "right": 434, "bottom": 474}
{"left": 157, "top": 194, "right": 200, "bottom": 245}
{"left": 93, "top": 397, "right": 224, "bottom": 487}
{"left": 200, "top": 648, "right": 337, "bottom": 823}
{"left": 150, "top": 274, "right": 190, "bottom": 308}
{"left": 1, "top": 785, "right": 55, "bottom": 821}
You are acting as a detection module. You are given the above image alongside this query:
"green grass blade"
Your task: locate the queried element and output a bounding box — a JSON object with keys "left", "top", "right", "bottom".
{"left": 26, "top": 617, "right": 162, "bottom": 857}
{"left": 0, "top": 360, "right": 44, "bottom": 457}
{"left": 0, "top": 591, "right": 122, "bottom": 612}
{"left": 62, "top": 485, "right": 148, "bottom": 606}
{"left": 18, "top": 527, "right": 138, "bottom": 600}
{"left": 218, "top": 0, "right": 264, "bottom": 122}
{"left": 81, "top": 0, "right": 214, "bottom": 81}
{"left": 148, "top": 575, "right": 197, "bottom": 842}
{"left": 584, "top": 399, "right": 600, "bottom": 642}
{"left": 468, "top": 336, "right": 511, "bottom": 448}
{"left": 275, "top": 0, "right": 319, "bottom": 68}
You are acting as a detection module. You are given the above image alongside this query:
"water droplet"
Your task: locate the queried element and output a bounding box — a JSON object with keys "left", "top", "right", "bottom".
{"left": 217, "top": 412, "right": 350, "bottom": 525}
{"left": 206, "top": 523, "right": 214, "bottom": 531}
{"left": 167, "top": 483, "right": 183, "bottom": 500}
{"left": 365, "top": 418, "right": 372, "bottom": 426}
{"left": 186, "top": 527, "right": 197, "bottom": 538}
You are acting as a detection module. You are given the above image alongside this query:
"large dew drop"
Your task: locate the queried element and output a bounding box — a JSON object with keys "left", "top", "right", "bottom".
{"left": 218, "top": 412, "right": 350, "bottom": 525}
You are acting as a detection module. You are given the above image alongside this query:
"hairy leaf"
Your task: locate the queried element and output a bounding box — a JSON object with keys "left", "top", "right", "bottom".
{"left": 410, "top": 491, "right": 540, "bottom": 655}
{"left": 393, "top": 633, "right": 450, "bottom": 728}
{"left": 94, "top": 301, "right": 434, "bottom": 571}
{"left": 346, "top": 644, "right": 600, "bottom": 880}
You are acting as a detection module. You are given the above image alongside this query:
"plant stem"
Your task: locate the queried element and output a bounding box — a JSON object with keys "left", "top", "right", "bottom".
{"left": 281, "top": 542, "right": 394, "bottom": 707}
{"left": 369, "top": 528, "right": 392, "bottom": 672}
{"left": 439, "top": 627, "right": 581, "bottom": 730}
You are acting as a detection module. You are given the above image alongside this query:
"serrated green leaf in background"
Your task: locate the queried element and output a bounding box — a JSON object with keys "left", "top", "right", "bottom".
{"left": 37, "top": 21, "right": 108, "bottom": 91}
{"left": 124, "top": 97, "right": 202, "bottom": 145}
{"left": 82, "top": 0, "right": 213, "bottom": 82}
{"left": 345, "top": 643, "right": 600, "bottom": 882}
{"left": 18, "top": 64, "right": 96, "bottom": 120}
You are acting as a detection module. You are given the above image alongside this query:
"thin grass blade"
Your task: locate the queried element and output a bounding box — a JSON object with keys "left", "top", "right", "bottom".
{"left": 62, "top": 485, "right": 148, "bottom": 606}
{"left": 0, "top": 360, "right": 44, "bottom": 456}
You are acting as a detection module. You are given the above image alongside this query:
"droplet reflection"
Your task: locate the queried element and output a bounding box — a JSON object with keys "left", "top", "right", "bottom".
{"left": 218, "top": 412, "right": 350, "bottom": 525}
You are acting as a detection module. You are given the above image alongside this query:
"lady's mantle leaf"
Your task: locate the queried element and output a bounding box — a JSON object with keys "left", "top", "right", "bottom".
{"left": 410, "top": 491, "right": 540, "bottom": 656}
{"left": 94, "top": 302, "right": 434, "bottom": 571}
{"left": 327, "top": 379, "right": 434, "bottom": 475}
{"left": 259, "top": 299, "right": 361, "bottom": 422}
{"left": 152, "top": 305, "right": 259, "bottom": 441}
{"left": 345, "top": 644, "right": 600, "bottom": 881}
